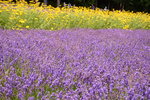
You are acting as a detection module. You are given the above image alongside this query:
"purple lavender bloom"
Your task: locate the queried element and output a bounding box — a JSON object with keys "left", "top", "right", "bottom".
{"left": 0, "top": 28, "right": 149, "bottom": 99}
{"left": 18, "top": 92, "right": 24, "bottom": 99}
{"left": 28, "top": 96, "right": 35, "bottom": 100}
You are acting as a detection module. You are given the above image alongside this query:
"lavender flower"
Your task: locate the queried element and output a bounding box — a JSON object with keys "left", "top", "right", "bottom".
{"left": 0, "top": 28, "right": 149, "bottom": 99}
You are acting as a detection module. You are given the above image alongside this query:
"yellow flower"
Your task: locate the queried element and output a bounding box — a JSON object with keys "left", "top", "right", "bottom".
{"left": 123, "top": 25, "right": 129, "bottom": 29}
{"left": 16, "top": 24, "right": 21, "bottom": 27}
{"left": 51, "top": 27, "right": 54, "bottom": 30}
{"left": 26, "top": 26, "right": 29, "bottom": 28}
{"left": 19, "top": 19, "right": 26, "bottom": 23}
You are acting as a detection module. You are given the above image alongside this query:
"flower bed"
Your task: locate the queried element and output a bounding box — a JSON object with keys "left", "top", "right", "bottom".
{"left": 0, "top": 28, "right": 149, "bottom": 99}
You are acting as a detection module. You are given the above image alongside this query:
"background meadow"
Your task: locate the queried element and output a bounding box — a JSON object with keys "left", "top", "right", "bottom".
{"left": 0, "top": 1, "right": 150, "bottom": 100}
{"left": 0, "top": 1, "right": 150, "bottom": 30}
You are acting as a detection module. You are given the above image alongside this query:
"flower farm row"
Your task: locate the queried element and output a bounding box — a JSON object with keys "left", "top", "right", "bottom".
{"left": 0, "top": 1, "right": 150, "bottom": 30}
{"left": 0, "top": 28, "right": 150, "bottom": 100}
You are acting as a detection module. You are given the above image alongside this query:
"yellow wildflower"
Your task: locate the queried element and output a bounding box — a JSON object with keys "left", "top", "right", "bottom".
{"left": 51, "top": 27, "right": 54, "bottom": 30}
{"left": 26, "top": 26, "right": 29, "bottom": 28}
{"left": 19, "top": 19, "right": 26, "bottom": 23}
{"left": 123, "top": 25, "right": 129, "bottom": 29}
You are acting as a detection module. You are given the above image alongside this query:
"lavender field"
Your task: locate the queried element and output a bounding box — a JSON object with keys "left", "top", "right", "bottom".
{"left": 0, "top": 28, "right": 150, "bottom": 100}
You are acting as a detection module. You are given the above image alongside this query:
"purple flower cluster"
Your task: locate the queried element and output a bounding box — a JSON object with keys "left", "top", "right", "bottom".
{"left": 0, "top": 28, "right": 150, "bottom": 100}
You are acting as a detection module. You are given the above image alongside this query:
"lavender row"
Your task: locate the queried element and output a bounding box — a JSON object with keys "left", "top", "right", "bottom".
{"left": 0, "top": 29, "right": 150, "bottom": 100}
